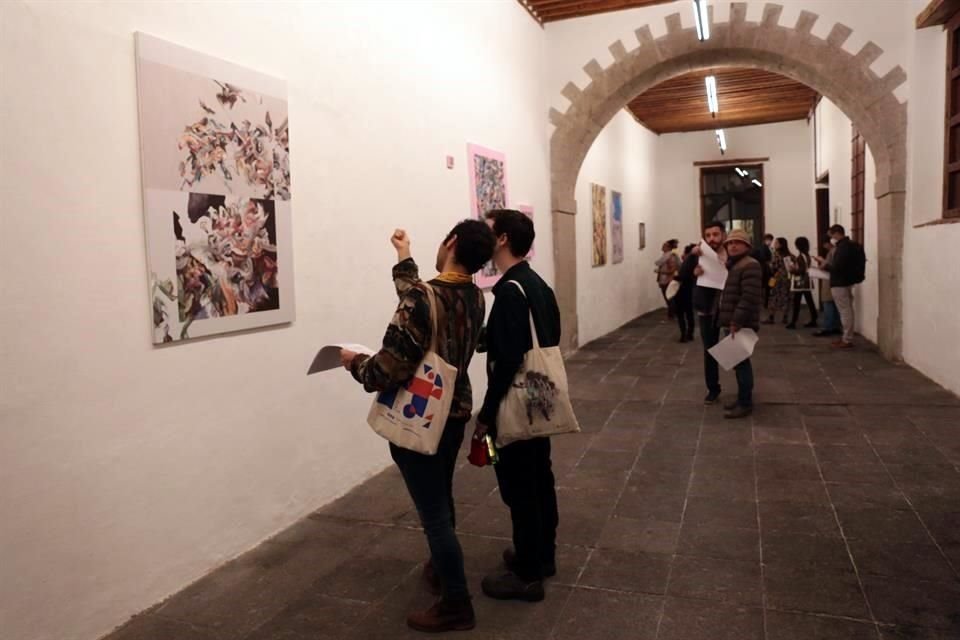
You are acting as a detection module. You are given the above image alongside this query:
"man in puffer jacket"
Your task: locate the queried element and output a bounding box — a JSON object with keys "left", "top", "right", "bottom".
{"left": 717, "top": 229, "right": 763, "bottom": 419}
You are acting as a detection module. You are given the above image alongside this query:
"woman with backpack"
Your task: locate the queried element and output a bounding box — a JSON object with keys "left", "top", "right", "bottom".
{"left": 786, "top": 236, "right": 818, "bottom": 329}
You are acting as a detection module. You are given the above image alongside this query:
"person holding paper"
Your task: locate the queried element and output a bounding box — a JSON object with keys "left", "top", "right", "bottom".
{"left": 678, "top": 221, "right": 727, "bottom": 404}
{"left": 786, "top": 236, "right": 819, "bottom": 329}
{"left": 717, "top": 229, "right": 764, "bottom": 419}
{"left": 340, "top": 221, "right": 495, "bottom": 633}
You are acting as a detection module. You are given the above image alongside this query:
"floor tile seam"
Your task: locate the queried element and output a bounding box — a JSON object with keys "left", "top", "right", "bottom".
{"left": 140, "top": 611, "right": 233, "bottom": 640}
{"left": 801, "top": 414, "right": 883, "bottom": 638}
{"left": 751, "top": 414, "right": 771, "bottom": 640}
{"left": 904, "top": 415, "right": 960, "bottom": 473}
{"left": 861, "top": 434, "right": 960, "bottom": 581}
{"left": 333, "top": 563, "right": 424, "bottom": 637}
{"left": 652, "top": 411, "right": 706, "bottom": 640}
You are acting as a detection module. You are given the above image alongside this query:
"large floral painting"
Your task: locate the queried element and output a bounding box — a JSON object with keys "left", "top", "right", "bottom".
{"left": 136, "top": 33, "right": 295, "bottom": 344}
{"left": 592, "top": 183, "right": 607, "bottom": 267}
{"left": 467, "top": 143, "right": 508, "bottom": 288}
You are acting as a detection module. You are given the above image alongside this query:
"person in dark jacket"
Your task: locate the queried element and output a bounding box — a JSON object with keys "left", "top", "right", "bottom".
{"left": 476, "top": 209, "right": 560, "bottom": 603}
{"left": 340, "top": 221, "right": 495, "bottom": 633}
{"left": 673, "top": 243, "right": 697, "bottom": 342}
{"left": 717, "top": 229, "right": 763, "bottom": 419}
{"left": 678, "top": 221, "right": 727, "bottom": 404}
{"left": 815, "top": 224, "right": 865, "bottom": 349}
{"left": 786, "top": 236, "right": 818, "bottom": 329}
{"left": 752, "top": 233, "right": 774, "bottom": 308}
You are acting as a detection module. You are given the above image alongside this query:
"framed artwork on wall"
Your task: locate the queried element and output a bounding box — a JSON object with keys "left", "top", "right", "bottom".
{"left": 135, "top": 33, "right": 295, "bottom": 344}
{"left": 611, "top": 190, "right": 624, "bottom": 264}
{"left": 466, "top": 143, "right": 509, "bottom": 288}
{"left": 516, "top": 204, "right": 535, "bottom": 260}
{"left": 591, "top": 183, "right": 607, "bottom": 267}
{"left": 638, "top": 223, "right": 646, "bottom": 250}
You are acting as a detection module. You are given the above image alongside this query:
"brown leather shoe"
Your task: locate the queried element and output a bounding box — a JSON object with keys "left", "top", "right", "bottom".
{"left": 422, "top": 560, "right": 441, "bottom": 596}
{"left": 406, "top": 598, "right": 476, "bottom": 633}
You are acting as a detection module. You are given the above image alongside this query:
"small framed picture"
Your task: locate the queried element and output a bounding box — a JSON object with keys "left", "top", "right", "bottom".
{"left": 638, "top": 222, "right": 646, "bottom": 250}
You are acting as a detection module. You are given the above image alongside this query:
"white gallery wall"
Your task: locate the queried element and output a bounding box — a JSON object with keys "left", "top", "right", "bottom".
{"left": 0, "top": 2, "right": 551, "bottom": 639}
{"left": 574, "top": 110, "right": 661, "bottom": 344}
{"left": 902, "top": 0, "right": 960, "bottom": 395}
{"left": 655, "top": 120, "right": 817, "bottom": 257}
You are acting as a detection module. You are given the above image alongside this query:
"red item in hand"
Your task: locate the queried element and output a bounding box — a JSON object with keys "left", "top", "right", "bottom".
{"left": 468, "top": 432, "right": 491, "bottom": 467}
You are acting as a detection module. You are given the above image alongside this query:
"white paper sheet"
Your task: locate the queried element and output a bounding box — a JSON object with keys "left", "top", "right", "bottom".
{"left": 708, "top": 329, "right": 759, "bottom": 371}
{"left": 307, "top": 343, "right": 376, "bottom": 374}
{"left": 696, "top": 241, "right": 728, "bottom": 290}
{"left": 808, "top": 267, "right": 830, "bottom": 281}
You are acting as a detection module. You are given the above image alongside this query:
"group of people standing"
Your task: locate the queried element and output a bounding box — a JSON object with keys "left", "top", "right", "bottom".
{"left": 658, "top": 223, "right": 866, "bottom": 350}
{"left": 340, "top": 210, "right": 561, "bottom": 632}
{"left": 655, "top": 222, "right": 868, "bottom": 419}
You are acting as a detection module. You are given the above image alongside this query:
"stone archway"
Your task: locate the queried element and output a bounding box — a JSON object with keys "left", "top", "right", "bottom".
{"left": 550, "top": 2, "right": 907, "bottom": 360}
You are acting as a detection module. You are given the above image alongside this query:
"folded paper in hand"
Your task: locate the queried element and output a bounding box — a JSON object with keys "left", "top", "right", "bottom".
{"left": 696, "top": 241, "right": 727, "bottom": 290}
{"left": 307, "top": 344, "right": 376, "bottom": 374}
{"left": 708, "top": 329, "right": 759, "bottom": 371}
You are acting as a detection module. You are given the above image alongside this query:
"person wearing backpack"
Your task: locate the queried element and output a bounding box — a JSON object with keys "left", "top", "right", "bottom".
{"left": 816, "top": 224, "right": 866, "bottom": 349}
{"left": 475, "top": 209, "right": 561, "bottom": 604}
{"left": 340, "top": 221, "right": 495, "bottom": 633}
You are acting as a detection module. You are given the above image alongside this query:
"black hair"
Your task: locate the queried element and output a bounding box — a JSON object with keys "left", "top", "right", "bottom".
{"left": 445, "top": 219, "right": 496, "bottom": 274}
{"left": 775, "top": 236, "right": 792, "bottom": 257}
{"left": 683, "top": 243, "right": 696, "bottom": 256}
{"left": 485, "top": 209, "right": 534, "bottom": 258}
{"left": 668, "top": 239, "right": 680, "bottom": 249}
{"left": 795, "top": 236, "right": 810, "bottom": 255}
{"left": 764, "top": 233, "right": 774, "bottom": 241}
{"left": 703, "top": 220, "right": 726, "bottom": 234}
{"left": 829, "top": 224, "right": 846, "bottom": 235}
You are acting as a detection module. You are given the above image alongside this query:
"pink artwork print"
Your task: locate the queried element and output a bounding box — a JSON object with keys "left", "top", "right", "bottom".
{"left": 467, "top": 143, "right": 509, "bottom": 289}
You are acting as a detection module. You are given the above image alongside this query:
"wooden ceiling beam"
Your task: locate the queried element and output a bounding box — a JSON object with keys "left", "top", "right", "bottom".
{"left": 916, "top": 0, "right": 960, "bottom": 28}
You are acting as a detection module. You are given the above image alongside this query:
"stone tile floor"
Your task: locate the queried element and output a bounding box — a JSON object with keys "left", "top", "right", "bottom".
{"left": 107, "top": 314, "right": 960, "bottom": 640}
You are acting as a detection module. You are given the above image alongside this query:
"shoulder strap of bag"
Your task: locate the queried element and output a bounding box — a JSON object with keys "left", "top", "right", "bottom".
{"left": 506, "top": 280, "right": 540, "bottom": 350}
{"left": 421, "top": 283, "right": 440, "bottom": 353}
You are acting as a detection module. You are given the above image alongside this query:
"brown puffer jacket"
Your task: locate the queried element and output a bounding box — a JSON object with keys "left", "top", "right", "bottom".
{"left": 718, "top": 254, "right": 763, "bottom": 331}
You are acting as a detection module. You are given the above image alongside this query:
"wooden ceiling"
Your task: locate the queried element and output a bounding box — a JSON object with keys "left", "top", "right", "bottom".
{"left": 627, "top": 68, "right": 819, "bottom": 134}
{"left": 519, "top": 0, "right": 676, "bottom": 24}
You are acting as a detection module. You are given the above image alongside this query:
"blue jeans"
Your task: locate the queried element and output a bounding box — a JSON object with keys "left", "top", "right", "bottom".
{"left": 723, "top": 330, "right": 754, "bottom": 408}
{"left": 821, "top": 301, "right": 841, "bottom": 331}
{"left": 390, "top": 420, "right": 468, "bottom": 601}
{"left": 700, "top": 315, "right": 721, "bottom": 395}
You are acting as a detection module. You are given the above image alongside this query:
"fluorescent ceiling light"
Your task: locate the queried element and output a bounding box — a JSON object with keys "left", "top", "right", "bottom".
{"left": 735, "top": 167, "right": 746, "bottom": 177}
{"left": 715, "top": 129, "right": 727, "bottom": 153}
{"left": 693, "top": 0, "right": 710, "bottom": 41}
{"left": 752, "top": 178, "right": 763, "bottom": 187}
{"left": 705, "top": 75, "right": 719, "bottom": 114}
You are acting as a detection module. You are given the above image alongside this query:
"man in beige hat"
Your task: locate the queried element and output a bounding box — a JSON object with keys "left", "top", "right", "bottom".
{"left": 717, "top": 229, "right": 763, "bottom": 418}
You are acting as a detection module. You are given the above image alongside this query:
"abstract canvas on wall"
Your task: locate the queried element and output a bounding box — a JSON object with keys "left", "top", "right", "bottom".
{"left": 135, "top": 33, "right": 295, "bottom": 344}
{"left": 517, "top": 204, "right": 535, "bottom": 260}
{"left": 611, "top": 190, "right": 624, "bottom": 264}
{"left": 591, "top": 183, "right": 607, "bottom": 267}
{"left": 638, "top": 223, "right": 646, "bottom": 250}
{"left": 467, "top": 143, "right": 508, "bottom": 288}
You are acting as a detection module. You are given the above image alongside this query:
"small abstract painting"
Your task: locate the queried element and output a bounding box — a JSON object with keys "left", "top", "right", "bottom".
{"left": 517, "top": 204, "right": 535, "bottom": 260}
{"left": 135, "top": 33, "right": 295, "bottom": 344}
{"left": 591, "top": 183, "right": 607, "bottom": 267}
{"left": 638, "top": 222, "right": 646, "bottom": 250}
{"left": 467, "top": 143, "right": 508, "bottom": 288}
{"left": 611, "top": 190, "right": 624, "bottom": 264}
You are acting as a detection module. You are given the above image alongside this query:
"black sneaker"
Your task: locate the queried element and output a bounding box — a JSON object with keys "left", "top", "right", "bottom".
{"left": 704, "top": 391, "right": 721, "bottom": 405}
{"left": 803, "top": 321, "right": 819, "bottom": 328}
{"left": 481, "top": 572, "right": 545, "bottom": 602}
{"left": 723, "top": 399, "right": 739, "bottom": 411}
{"left": 724, "top": 405, "right": 753, "bottom": 419}
{"left": 785, "top": 323, "right": 797, "bottom": 329}
{"left": 503, "top": 548, "right": 556, "bottom": 578}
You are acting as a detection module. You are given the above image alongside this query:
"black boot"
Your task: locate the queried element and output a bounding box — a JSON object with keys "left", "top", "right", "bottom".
{"left": 481, "top": 572, "right": 545, "bottom": 602}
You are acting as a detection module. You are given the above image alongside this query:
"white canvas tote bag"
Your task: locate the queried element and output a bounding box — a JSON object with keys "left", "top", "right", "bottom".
{"left": 495, "top": 281, "right": 581, "bottom": 448}
{"left": 367, "top": 284, "right": 457, "bottom": 455}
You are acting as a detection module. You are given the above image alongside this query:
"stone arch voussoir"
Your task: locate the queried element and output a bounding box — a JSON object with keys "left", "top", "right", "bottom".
{"left": 550, "top": 2, "right": 907, "bottom": 359}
